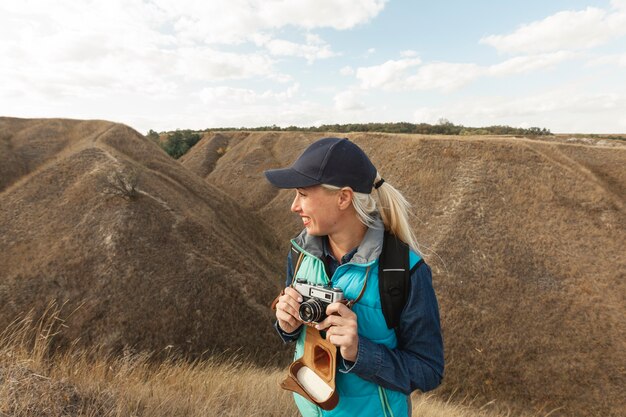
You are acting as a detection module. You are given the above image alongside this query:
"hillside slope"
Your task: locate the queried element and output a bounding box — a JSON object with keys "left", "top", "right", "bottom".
{"left": 0, "top": 118, "right": 286, "bottom": 360}
{"left": 183, "top": 131, "right": 626, "bottom": 417}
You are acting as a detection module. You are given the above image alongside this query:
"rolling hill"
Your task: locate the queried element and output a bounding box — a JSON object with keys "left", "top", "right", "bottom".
{"left": 1, "top": 119, "right": 624, "bottom": 416}
{"left": 182, "top": 130, "right": 626, "bottom": 417}
{"left": 0, "top": 117, "right": 287, "bottom": 361}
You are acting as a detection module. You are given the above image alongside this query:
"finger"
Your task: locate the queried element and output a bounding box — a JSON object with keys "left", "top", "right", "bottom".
{"left": 325, "top": 324, "right": 357, "bottom": 339}
{"left": 326, "top": 302, "right": 355, "bottom": 318}
{"left": 315, "top": 314, "right": 341, "bottom": 330}
{"left": 315, "top": 319, "right": 330, "bottom": 331}
{"left": 276, "top": 300, "right": 300, "bottom": 321}
{"left": 317, "top": 315, "right": 358, "bottom": 333}
{"left": 277, "top": 309, "right": 300, "bottom": 328}
{"left": 276, "top": 313, "right": 297, "bottom": 329}
{"left": 284, "top": 287, "right": 303, "bottom": 303}
{"left": 279, "top": 290, "right": 302, "bottom": 313}
{"left": 278, "top": 296, "right": 300, "bottom": 315}
{"left": 327, "top": 333, "right": 355, "bottom": 348}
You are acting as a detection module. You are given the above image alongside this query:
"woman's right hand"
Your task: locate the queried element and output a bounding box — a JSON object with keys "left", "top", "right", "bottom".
{"left": 275, "top": 287, "right": 303, "bottom": 333}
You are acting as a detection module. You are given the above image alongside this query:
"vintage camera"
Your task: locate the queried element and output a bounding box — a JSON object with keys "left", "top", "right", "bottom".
{"left": 293, "top": 278, "right": 344, "bottom": 324}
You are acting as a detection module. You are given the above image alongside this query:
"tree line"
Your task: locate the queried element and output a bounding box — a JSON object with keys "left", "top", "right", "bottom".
{"left": 202, "top": 120, "right": 551, "bottom": 136}
{"left": 147, "top": 129, "right": 202, "bottom": 159}
{"left": 147, "top": 121, "right": 552, "bottom": 158}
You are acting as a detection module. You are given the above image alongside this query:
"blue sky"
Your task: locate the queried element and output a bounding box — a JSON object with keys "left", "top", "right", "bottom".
{"left": 1, "top": 0, "right": 625, "bottom": 133}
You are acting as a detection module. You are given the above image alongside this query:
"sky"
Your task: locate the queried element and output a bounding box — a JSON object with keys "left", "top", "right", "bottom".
{"left": 1, "top": 0, "right": 625, "bottom": 134}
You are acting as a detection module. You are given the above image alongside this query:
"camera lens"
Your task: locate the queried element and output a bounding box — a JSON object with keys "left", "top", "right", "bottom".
{"left": 299, "top": 299, "right": 325, "bottom": 323}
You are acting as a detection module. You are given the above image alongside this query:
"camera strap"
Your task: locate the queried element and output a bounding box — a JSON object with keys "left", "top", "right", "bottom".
{"left": 292, "top": 250, "right": 305, "bottom": 278}
{"left": 285, "top": 243, "right": 369, "bottom": 310}
{"left": 344, "top": 266, "right": 370, "bottom": 309}
{"left": 270, "top": 250, "right": 305, "bottom": 311}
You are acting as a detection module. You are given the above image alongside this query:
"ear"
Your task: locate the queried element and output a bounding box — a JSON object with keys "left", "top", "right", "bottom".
{"left": 337, "top": 187, "right": 353, "bottom": 210}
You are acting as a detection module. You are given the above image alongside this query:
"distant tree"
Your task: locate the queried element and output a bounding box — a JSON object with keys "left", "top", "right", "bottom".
{"left": 160, "top": 130, "right": 202, "bottom": 159}
{"left": 182, "top": 130, "right": 202, "bottom": 148}
{"left": 146, "top": 129, "right": 160, "bottom": 143}
{"left": 163, "top": 131, "right": 188, "bottom": 159}
{"left": 100, "top": 165, "right": 139, "bottom": 200}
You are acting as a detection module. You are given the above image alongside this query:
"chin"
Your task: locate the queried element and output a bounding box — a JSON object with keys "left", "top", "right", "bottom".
{"left": 305, "top": 227, "right": 323, "bottom": 236}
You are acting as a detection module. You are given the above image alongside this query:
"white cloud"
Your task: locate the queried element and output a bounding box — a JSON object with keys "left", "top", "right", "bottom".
{"left": 356, "top": 58, "right": 422, "bottom": 89}
{"left": 480, "top": 6, "right": 626, "bottom": 54}
{"left": 340, "top": 66, "right": 355, "bottom": 76}
{"left": 257, "top": 36, "right": 338, "bottom": 63}
{"left": 2, "top": 0, "right": 622, "bottom": 134}
{"left": 587, "top": 53, "right": 626, "bottom": 67}
{"left": 612, "top": 0, "right": 626, "bottom": 10}
{"left": 405, "top": 62, "right": 483, "bottom": 92}
{"left": 192, "top": 99, "right": 335, "bottom": 129}
{"left": 140, "top": 0, "right": 388, "bottom": 44}
{"left": 176, "top": 48, "right": 276, "bottom": 81}
{"left": 356, "top": 58, "right": 484, "bottom": 92}
{"left": 356, "top": 52, "right": 575, "bottom": 92}
{"left": 305, "top": 34, "right": 325, "bottom": 45}
{"left": 253, "top": 0, "right": 387, "bottom": 31}
{"left": 334, "top": 90, "right": 365, "bottom": 111}
{"left": 487, "top": 51, "right": 577, "bottom": 76}
{"left": 196, "top": 84, "right": 300, "bottom": 105}
{"left": 413, "top": 88, "right": 626, "bottom": 133}
{"left": 0, "top": 2, "right": 290, "bottom": 103}
{"left": 0, "top": 0, "right": 386, "bottom": 100}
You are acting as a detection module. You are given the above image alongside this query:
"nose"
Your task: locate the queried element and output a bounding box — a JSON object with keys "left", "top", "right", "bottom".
{"left": 291, "top": 193, "right": 301, "bottom": 213}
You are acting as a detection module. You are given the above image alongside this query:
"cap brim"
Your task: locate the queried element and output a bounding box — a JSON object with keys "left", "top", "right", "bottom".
{"left": 264, "top": 167, "right": 320, "bottom": 189}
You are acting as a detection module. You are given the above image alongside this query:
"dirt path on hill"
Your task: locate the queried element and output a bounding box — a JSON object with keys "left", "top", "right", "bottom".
{"left": 0, "top": 123, "right": 117, "bottom": 196}
{"left": 526, "top": 142, "right": 625, "bottom": 211}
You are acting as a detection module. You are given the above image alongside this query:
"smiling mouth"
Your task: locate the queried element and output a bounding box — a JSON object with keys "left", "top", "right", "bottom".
{"left": 301, "top": 216, "right": 311, "bottom": 226}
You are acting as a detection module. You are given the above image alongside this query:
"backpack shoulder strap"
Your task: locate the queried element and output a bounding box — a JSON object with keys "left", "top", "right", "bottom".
{"left": 379, "top": 231, "right": 411, "bottom": 330}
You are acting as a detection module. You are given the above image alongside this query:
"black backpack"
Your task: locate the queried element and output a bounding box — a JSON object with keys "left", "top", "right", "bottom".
{"left": 289, "top": 232, "right": 421, "bottom": 330}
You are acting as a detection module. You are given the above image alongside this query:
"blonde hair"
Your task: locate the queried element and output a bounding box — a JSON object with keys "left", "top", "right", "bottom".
{"left": 321, "top": 173, "right": 419, "bottom": 253}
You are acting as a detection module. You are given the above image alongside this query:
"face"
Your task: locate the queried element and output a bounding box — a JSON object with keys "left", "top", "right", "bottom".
{"left": 290, "top": 186, "right": 343, "bottom": 236}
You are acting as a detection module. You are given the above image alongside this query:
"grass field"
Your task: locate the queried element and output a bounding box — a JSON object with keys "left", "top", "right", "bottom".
{"left": 1, "top": 119, "right": 623, "bottom": 416}
{"left": 0, "top": 306, "right": 545, "bottom": 417}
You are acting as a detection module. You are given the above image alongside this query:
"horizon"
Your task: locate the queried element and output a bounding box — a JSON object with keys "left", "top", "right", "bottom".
{"left": 1, "top": 0, "right": 625, "bottom": 134}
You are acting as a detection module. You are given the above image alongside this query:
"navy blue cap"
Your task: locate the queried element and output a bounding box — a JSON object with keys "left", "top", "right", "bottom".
{"left": 264, "top": 137, "right": 377, "bottom": 194}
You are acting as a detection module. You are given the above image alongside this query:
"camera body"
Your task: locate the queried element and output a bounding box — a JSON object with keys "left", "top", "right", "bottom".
{"left": 293, "top": 278, "right": 344, "bottom": 324}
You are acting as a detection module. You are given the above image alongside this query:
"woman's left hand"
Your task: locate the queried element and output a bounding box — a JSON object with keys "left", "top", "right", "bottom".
{"left": 315, "top": 302, "right": 359, "bottom": 362}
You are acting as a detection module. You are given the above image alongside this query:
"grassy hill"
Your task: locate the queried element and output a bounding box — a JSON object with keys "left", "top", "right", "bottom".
{"left": 0, "top": 117, "right": 286, "bottom": 361}
{"left": 0, "top": 119, "right": 624, "bottom": 416}
{"left": 182, "top": 130, "right": 626, "bottom": 417}
{"left": 0, "top": 307, "right": 539, "bottom": 417}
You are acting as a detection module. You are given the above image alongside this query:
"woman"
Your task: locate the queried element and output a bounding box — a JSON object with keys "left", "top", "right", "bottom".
{"left": 265, "top": 137, "right": 443, "bottom": 417}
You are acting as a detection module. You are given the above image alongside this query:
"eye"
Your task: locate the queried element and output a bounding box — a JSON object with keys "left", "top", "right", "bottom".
{"left": 297, "top": 190, "right": 306, "bottom": 197}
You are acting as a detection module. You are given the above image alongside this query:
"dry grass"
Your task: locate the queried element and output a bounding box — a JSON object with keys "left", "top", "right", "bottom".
{"left": 0, "top": 306, "right": 537, "bottom": 417}
{"left": 0, "top": 304, "right": 296, "bottom": 417}
{"left": 0, "top": 118, "right": 287, "bottom": 363}
{"left": 197, "top": 131, "right": 626, "bottom": 417}
{"left": 2, "top": 120, "right": 624, "bottom": 416}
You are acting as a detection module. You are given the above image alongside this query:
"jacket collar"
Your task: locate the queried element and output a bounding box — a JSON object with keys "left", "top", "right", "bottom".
{"left": 292, "top": 214, "right": 384, "bottom": 265}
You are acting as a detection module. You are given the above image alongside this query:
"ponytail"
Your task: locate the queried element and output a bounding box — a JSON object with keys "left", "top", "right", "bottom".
{"left": 372, "top": 173, "right": 419, "bottom": 253}
{"left": 321, "top": 172, "right": 419, "bottom": 253}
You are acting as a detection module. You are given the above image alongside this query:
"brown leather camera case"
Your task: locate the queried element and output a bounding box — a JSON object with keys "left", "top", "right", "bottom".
{"left": 280, "top": 326, "right": 339, "bottom": 410}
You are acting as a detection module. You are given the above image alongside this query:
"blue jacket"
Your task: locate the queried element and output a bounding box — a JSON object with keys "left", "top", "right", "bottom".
{"left": 275, "top": 219, "right": 444, "bottom": 416}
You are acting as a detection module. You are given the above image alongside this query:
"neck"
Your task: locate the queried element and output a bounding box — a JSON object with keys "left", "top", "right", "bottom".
{"left": 327, "top": 217, "right": 367, "bottom": 262}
